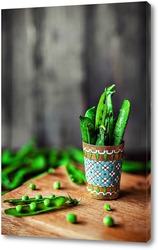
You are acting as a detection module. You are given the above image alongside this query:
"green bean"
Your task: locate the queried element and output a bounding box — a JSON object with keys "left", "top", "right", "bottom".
{"left": 4, "top": 195, "right": 81, "bottom": 217}
{"left": 48, "top": 148, "right": 60, "bottom": 168}
{"left": 113, "top": 99, "right": 131, "bottom": 145}
{"left": 122, "top": 160, "right": 151, "bottom": 173}
{"left": 85, "top": 106, "right": 96, "bottom": 126}
{"left": 2, "top": 149, "right": 13, "bottom": 165}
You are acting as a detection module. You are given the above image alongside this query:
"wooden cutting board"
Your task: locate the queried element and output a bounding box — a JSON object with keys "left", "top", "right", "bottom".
{"left": 1, "top": 166, "right": 151, "bottom": 242}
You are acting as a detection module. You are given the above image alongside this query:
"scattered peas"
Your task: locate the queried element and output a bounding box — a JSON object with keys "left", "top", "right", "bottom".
{"left": 30, "top": 202, "right": 37, "bottom": 211}
{"left": 16, "top": 205, "right": 23, "bottom": 213}
{"left": 44, "top": 198, "right": 51, "bottom": 207}
{"left": 49, "top": 194, "right": 55, "bottom": 199}
{"left": 22, "top": 195, "right": 29, "bottom": 201}
{"left": 103, "top": 204, "right": 111, "bottom": 211}
{"left": 66, "top": 212, "right": 77, "bottom": 224}
{"left": 35, "top": 194, "right": 43, "bottom": 200}
{"left": 103, "top": 215, "right": 114, "bottom": 227}
{"left": 53, "top": 181, "right": 60, "bottom": 189}
{"left": 29, "top": 183, "right": 36, "bottom": 190}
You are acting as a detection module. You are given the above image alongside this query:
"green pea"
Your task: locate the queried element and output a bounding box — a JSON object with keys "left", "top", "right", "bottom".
{"left": 103, "top": 216, "right": 114, "bottom": 227}
{"left": 16, "top": 205, "right": 23, "bottom": 213}
{"left": 30, "top": 202, "right": 37, "bottom": 211}
{"left": 44, "top": 198, "right": 51, "bottom": 207}
{"left": 35, "top": 194, "right": 43, "bottom": 200}
{"left": 53, "top": 181, "right": 60, "bottom": 189}
{"left": 103, "top": 204, "right": 111, "bottom": 211}
{"left": 22, "top": 195, "right": 29, "bottom": 201}
{"left": 49, "top": 194, "right": 55, "bottom": 199}
{"left": 66, "top": 212, "right": 77, "bottom": 224}
{"left": 29, "top": 183, "right": 36, "bottom": 190}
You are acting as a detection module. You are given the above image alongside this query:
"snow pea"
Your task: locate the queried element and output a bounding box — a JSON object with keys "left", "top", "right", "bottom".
{"left": 65, "top": 161, "right": 86, "bottom": 184}
{"left": 79, "top": 116, "right": 96, "bottom": 144}
{"left": 85, "top": 106, "right": 96, "bottom": 126}
{"left": 66, "top": 146, "right": 84, "bottom": 165}
{"left": 113, "top": 99, "right": 131, "bottom": 145}
{"left": 95, "top": 88, "right": 107, "bottom": 131}
{"left": 4, "top": 195, "right": 81, "bottom": 217}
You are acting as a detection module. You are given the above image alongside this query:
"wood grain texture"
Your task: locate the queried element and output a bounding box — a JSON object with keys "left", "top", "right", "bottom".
{"left": 1, "top": 167, "right": 151, "bottom": 242}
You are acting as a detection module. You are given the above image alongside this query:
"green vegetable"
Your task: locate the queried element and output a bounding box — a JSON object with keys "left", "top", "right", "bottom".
{"left": 113, "top": 99, "right": 131, "bottom": 145}
{"left": 53, "top": 181, "right": 61, "bottom": 190}
{"left": 95, "top": 88, "right": 107, "bottom": 131}
{"left": 4, "top": 195, "right": 81, "bottom": 217}
{"left": 4, "top": 195, "right": 56, "bottom": 205}
{"left": 79, "top": 116, "right": 96, "bottom": 144}
{"left": 85, "top": 106, "right": 96, "bottom": 126}
{"left": 44, "top": 198, "right": 51, "bottom": 207}
{"left": 103, "top": 215, "right": 114, "bottom": 227}
{"left": 103, "top": 204, "right": 111, "bottom": 211}
{"left": 36, "top": 194, "right": 43, "bottom": 200}
{"left": 65, "top": 162, "right": 86, "bottom": 184}
{"left": 30, "top": 202, "right": 37, "bottom": 211}
{"left": 49, "top": 194, "right": 55, "bottom": 199}
{"left": 29, "top": 183, "right": 36, "bottom": 190}
{"left": 22, "top": 195, "right": 29, "bottom": 201}
{"left": 66, "top": 212, "right": 77, "bottom": 224}
{"left": 66, "top": 146, "right": 84, "bottom": 165}
{"left": 16, "top": 205, "right": 23, "bottom": 213}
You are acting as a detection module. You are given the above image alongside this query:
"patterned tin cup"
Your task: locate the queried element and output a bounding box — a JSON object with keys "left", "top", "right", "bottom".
{"left": 82, "top": 141, "right": 124, "bottom": 200}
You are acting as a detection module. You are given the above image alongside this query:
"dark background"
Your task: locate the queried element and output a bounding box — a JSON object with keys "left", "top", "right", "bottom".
{"left": 2, "top": 2, "right": 151, "bottom": 159}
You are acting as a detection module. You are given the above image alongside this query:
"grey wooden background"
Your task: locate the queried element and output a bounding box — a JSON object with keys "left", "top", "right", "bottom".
{"left": 2, "top": 2, "right": 151, "bottom": 157}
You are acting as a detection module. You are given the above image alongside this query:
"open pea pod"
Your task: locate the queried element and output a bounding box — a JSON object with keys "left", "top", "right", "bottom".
{"left": 4, "top": 195, "right": 81, "bottom": 217}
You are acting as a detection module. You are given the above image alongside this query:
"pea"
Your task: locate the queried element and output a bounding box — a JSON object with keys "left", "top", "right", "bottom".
{"left": 53, "top": 181, "right": 60, "bottom": 189}
{"left": 103, "top": 204, "right": 111, "bottom": 211}
{"left": 22, "top": 195, "right": 29, "bottom": 201}
{"left": 16, "top": 205, "right": 23, "bottom": 213}
{"left": 49, "top": 194, "right": 55, "bottom": 199}
{"left": 30, "top": 202, "right": 37, "bottom": 211}
{"left": 66, "top": 212, "right": 77, "bottom": 224}
{"left": 35, "top": 194, "right": 42, "bottom": 200}
{"left": 103, "top": 216, "right": 114, "bottom": 227}
{"left": 29, "top": 183, "right": 36, "bottom": 190}
{"left": 44, "top": 198, "right": 51, "bottom": 207}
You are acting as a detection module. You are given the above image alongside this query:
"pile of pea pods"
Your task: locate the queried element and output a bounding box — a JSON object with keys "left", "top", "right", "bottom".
{"left": 1, "top": 139, "right": 86, "bottom": 194}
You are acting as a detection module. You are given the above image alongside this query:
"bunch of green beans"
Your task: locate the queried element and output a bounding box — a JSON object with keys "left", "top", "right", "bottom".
{"left": 79, "top": 84, "right": 131, "bottom": 146}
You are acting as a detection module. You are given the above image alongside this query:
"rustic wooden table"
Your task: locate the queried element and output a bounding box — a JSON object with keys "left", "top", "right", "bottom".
{"left": 1, "top": 166, "right": 151, "bottom": 242}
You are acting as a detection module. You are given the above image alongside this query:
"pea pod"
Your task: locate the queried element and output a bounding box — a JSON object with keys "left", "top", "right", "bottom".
{"left": 66, "top": 146, "right": 84, "bottom": 165}
{"left": 96, "top": 125, "right": 106, "bottom": 146}
{"left": 4, "top": 196, "right": 56, "bottom": 205}
{"left": 65, "top": 161, "right": 86, "bottom": 184}
{"left": 95, "top": 88, "right": 106, "bottom": 131}
{"left": 105, "top": 84, "right": 115, "bottom": 144}
{"left": 113, "top": 99, "right": 131, "bottom": 145}
{"left": 79, "top": 116, "right": 96, "bottom": 144}
{"left": 4, "top": 195, "right": 81, "bottom": 217}
{"left": 85, "top": 106, "right": 96, "bottom": 126}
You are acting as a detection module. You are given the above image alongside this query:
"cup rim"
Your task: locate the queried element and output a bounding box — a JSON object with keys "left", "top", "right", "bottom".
{"left": 82, "top": 141, "right": 124, "bottom": 150}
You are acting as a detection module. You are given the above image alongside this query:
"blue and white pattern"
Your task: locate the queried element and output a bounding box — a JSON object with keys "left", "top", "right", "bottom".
{"left": 84, "top": 157, "right": 122, "bottom": 187}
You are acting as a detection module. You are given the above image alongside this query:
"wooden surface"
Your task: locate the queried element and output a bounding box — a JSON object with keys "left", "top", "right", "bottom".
{"left": 1, "top": 167, "right": 151, "bottom": 242}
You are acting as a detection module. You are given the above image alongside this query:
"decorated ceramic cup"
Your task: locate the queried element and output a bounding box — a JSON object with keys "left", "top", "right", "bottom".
{"left": 82, "top": 141, "right": 124, "bottom": 200}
